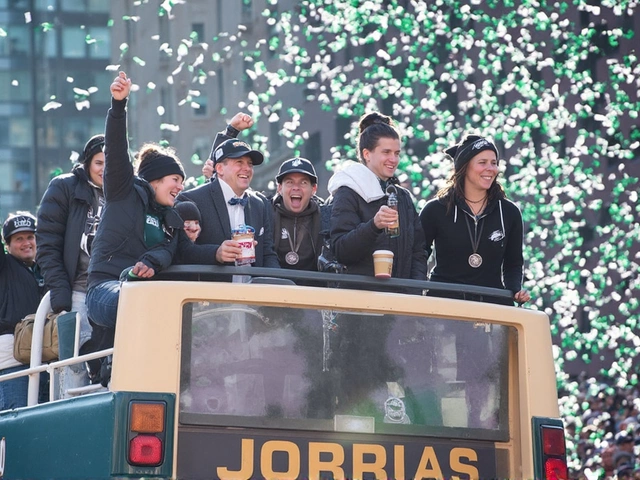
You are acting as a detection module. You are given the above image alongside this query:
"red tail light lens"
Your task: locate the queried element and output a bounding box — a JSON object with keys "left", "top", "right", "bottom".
{"left": 542, "top": 426, "right": 566, "bottom": 456}
{"left": 545, "top": 458, "right": 568, "bottom": 480}
{"left": 129, "top": 434, "right": 162, "bottom": 466}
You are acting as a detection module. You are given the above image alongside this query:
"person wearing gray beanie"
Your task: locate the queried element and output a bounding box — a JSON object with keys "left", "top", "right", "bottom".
{"left": 175, "top": 201, "right": 202, "bottom": 242}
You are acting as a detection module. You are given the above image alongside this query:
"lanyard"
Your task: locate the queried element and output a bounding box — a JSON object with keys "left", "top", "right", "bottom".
{"left": 284, "top": 220, "right": 306, "bottom": 265}
{"left": 464, "top": 214, "right": 485, "bottom": 268}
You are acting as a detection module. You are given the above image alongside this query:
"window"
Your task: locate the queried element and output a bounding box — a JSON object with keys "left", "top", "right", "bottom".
{"left": 216, "top": 0, "right": 223, "bottom": 35}
{"left": 36, "top": 117, "right": 60, "bottom": 148}
{"left": 180, "top": 302, "right": 510, "bottom": 439}
{"left": 270, "top": 119, "right": 281, "bottom": 153}
{"left": 0, "top": 118, "right": 8, "bottom": 146}
{"left": 303, "top": 131, "right": 321, "bottom": 166}
{"left": 9, "top": 118, "right": 33, "bottom": 147}
{"left": 88, "top": 27, "right": 110, "bottom": 59}
{"left": 192, "top": 136, "right": 212, "bottom": 164}
{"left": 216, "top": 67, "right": 224, "bottom": 110}
{"left": 60, "top": 0, "right": 84, "bottom": 11}
{"left": 0, "top": 158, "right": 30, "bottom": 194}
{"left": 87, "top": 0, "right": 109, "bottom": 12}
{"left": 160, "top": 87, "right": 173, "bottom": 124}
{"left": 242, "top": 0, "right": 253, "bottom": 20}
{"left": 0, "top": 71, "right": 31, "bottom": 102}
{"left": 191, "top": 23, "right": 205, "bottom": 43}
{"left": 64, "top": 117, "right": 93, "bottom": 147}
{"left": 3, "top": 0, "right": 29, "bottom": 10}
{"left": 34, "top": 28, "right": 58, "bottom": 58}
{"left": 62, "top": 27, "right": 86, "bottom": 58}
{"left": 35, "top": 70, "right": 58, "bottom": 104}
{"left": 159, "top": 12, "right": 170, "bottom": 43}
{"left": 61, "top": 26, "right": 109, "bottom": 59}
{"left": 0, "top": 25, "right": 30, "bottom": 56}
{"left": 193, "top": 92, "right": 208, "bottom": 117}
{"left": 35, "top": 0, "right": 56, "bottom": 11}
{"left": 243, "top": 59, "right": 253, "bottom": 93}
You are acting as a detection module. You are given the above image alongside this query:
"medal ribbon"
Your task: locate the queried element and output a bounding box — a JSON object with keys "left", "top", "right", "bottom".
{"left": 284, "top": 225, "right": 305, "bottom": 257}
{"left": 464, "top": 214, "right": 485, "bottom": 256}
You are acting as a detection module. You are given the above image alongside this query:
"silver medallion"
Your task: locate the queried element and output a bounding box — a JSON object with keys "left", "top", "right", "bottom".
{"left": 285, "top": 251, "right": 299, "bottom": 265}
{"left": 468, "top": 253, "right": 483, "bottom": 268}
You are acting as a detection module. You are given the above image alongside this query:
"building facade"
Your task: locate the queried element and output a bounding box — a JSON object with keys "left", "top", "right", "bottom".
{"left": 0, "top": 0, "right": 111, "bottom": 216}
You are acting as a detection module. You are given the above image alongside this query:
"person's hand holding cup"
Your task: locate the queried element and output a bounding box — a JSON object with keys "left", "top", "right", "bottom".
{"left": 232, "top": 225, "right": 256, "bottom": 266}
{"left": 373, "top": 250, "right": 394, "bottom": 278}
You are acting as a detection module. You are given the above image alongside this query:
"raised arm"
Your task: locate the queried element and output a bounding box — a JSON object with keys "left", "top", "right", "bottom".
{"left": 207, "top": 112, "right": 255, "bottom": 163}
{"left": 103, "top": 72, "right": 134, "bottom": 201}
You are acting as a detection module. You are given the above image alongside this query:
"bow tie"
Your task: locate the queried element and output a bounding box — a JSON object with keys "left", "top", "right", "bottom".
{"left": 228, "top": 196, "right": 248, "bottom": 207}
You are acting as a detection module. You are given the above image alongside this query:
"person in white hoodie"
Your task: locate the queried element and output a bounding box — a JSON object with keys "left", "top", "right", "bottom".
{"left": 327, "top": 112, "right": 427, "bottom": 279}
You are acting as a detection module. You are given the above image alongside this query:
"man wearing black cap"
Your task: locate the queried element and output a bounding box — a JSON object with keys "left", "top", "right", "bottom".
{"left": 0, "top": 211, "right": 45, "bottom": 409}
{"left": 178, "top": 113, "right": 279, "bottom": 268}
{"left": 273, "top": 157, "right": 325, "bottom": 271}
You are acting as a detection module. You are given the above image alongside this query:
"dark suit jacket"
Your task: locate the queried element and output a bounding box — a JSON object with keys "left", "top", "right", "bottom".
{"left": 177, "top": 178, "right": 279, "bottom": 268}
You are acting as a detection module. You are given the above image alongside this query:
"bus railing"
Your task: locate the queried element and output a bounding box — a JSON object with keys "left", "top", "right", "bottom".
{"left": 152, "top": 265, "right": 516, "bottom": 301}
{"left": 0, "top": 290, "right": 113, "bottom": 408}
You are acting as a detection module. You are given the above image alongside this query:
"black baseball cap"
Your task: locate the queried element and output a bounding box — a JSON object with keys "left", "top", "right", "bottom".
{"left": 3, "top": 212, "right": 36, "bottom": 243}
{"left": 276, "top": 157, "right": 317, "bottom": 184}
{"left": 212, "top": 139, "right": 264, "bottom": 166}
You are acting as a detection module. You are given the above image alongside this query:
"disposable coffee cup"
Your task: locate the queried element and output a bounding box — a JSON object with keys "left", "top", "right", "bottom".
{"left": 373, "top": 250, "right": 394, "bottom": 278}
{"left": 232, "top": 226, "right": 256, "bottom": 266}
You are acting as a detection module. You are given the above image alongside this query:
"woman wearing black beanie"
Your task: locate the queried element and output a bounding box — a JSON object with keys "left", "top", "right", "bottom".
{"left": 419, "top": 133, "right": 530, "bottom": 305}
{"left": 419, "top": 133, "right": 530, "bottom": 429}
{"left": 36, "top": 133, "right": 106, "bottom": 393}
{"left": 86, "top": 72, "right": 186, "bottom": 344}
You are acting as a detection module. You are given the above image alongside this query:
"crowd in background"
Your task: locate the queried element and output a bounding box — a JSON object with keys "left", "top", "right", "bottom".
{"left": 564, "top": 375, "right": 640, "bottom": 479}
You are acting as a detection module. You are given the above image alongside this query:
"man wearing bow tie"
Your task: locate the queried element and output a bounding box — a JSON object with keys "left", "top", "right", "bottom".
{"left": 177, "top": 113, "right": 279, "bottom": 268}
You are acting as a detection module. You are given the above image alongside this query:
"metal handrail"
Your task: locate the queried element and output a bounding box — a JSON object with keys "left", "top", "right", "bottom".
{"left": 0, "top": 349, "right": 113, "bottom": 381}
{"left": 151, "top": 265, "right": 515, "bottom": 300}
{"left": 27, "top": 291, "right": 50, "bottom": 406}
{"left": 0, "top": 349, "right": 113, "bottom": 403}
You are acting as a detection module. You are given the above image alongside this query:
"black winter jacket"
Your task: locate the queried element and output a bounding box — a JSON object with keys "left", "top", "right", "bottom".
{"left": 329, "top": 166, "right": 427, "bottom": 279}
{"left": 272, "top": 195, "right": 323, "bottom": 271}
{"left": 419, "top": 194, "right": 524, "bottom": 295}
{"left": 176, "top": 130, "right": 279, "bottom": 268}
{"left": 36, "top": 165, "right": 101, "bottom": 313}
{"left": 87, "top": 98, "right": 183, "bottom": 289}
{"left": 0, "top": 248, "right": 44, "bottom": 335}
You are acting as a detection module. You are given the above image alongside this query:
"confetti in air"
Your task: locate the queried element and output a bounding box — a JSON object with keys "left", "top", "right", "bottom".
{"left": 12, "top": 2, "right": 639, "bottom": 472}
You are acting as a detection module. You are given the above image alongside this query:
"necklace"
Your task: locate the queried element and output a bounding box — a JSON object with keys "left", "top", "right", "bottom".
{"left": 464, "top": 195, "right": 487, "bottom": 204}
{"left": 464, "top": 214, "right": 485, "bottom": 268}
{"left": 466, "top": 196, "right": 487, "bottom": 216}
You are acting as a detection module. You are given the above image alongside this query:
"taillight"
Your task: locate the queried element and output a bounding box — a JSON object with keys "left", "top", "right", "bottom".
{"left": 540, "top": 425, "right": 568, "bottom": 480}
{"left": 128, "top": 401, "right": 166, "bottom": 466}
{"left": 129, "top": 435, "right": 162, "bottom": 465}
{"left": 542, "top": 427, "right": 566, "bottom": 456}
{"left": 545, "top": 458, "right": 568, "bottom": 480}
